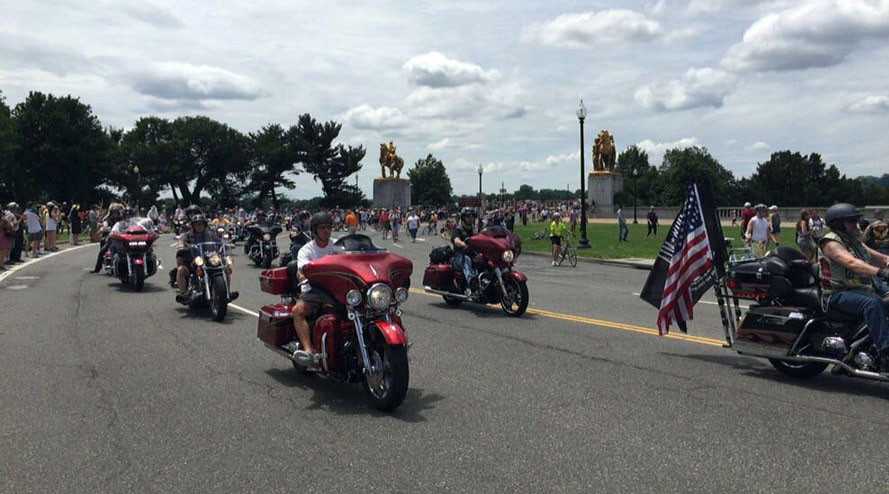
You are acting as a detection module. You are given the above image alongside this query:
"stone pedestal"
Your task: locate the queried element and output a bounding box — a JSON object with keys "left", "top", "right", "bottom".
{"left": 373, "top": 178, "right": 411, "bottom": 209}
{"left": 588, "top": 172, "right": 624, "bottom": 215}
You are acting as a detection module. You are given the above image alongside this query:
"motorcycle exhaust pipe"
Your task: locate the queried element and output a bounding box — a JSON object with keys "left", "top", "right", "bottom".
{"left": 772, "top": 354, "right": 889, "bottom": 382}
{"left": 423, "top": 287, "right": 470, "bottom": 300}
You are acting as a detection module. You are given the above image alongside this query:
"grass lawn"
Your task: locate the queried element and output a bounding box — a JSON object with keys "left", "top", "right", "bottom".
{"left": 513, "top": 222, "right": 794, "bottom": 260}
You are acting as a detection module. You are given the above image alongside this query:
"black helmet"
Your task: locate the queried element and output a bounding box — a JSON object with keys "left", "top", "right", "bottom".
{"left": 185, "top": 205, "right": 202, "bottom": 216}
{"left": 460, "top": 207, "right": 477, "bottom": 220}
{"left": 824, "top": 203, "right": 862, "bottom": 230}
{"left": 190, "top": 214, "right": 208, "bottom": 226}
{"left": 310, "top": 212, "right": 333, "bottom": 233}
{"left": 123, "top": 207, "right": 136, "bottom": 218}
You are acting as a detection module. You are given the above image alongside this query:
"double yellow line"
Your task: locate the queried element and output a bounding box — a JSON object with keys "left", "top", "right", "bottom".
{"left": 409, "top": 288, "right": 725, "bottom": 347}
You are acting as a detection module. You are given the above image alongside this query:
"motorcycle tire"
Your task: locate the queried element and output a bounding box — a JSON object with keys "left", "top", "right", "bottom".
{"left": 362, "top": 343, "right": 409, "bottom": 412}
{"left": 443, "top": 295, "right": 464, "bottom": 306}
{"left": 209, "top": 276, "right": 228, "bottom": 322}
{"left": 768, "top": 359, "right": 827, "bottom": 379}
{"left": 133, "top": 272, "right": 145, "bottom": 292}
{"left": 261, "top": 255, "right": 272, "bottom": 270}
{"left": 500, "top": 279, "right": 529, "bottom": 317}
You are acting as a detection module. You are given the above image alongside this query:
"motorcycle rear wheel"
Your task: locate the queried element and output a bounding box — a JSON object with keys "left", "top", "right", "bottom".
{"left": 209, "top": 276, "right": 228, "bottom": 322}
{"left": 363, "top": 343, "right": 409, "bottom": 412}
{"left": 768, "top": 359, "right": 827, "bottom": 378}
{"left": 500, "top": 279, "right": 529, "bottom": 317}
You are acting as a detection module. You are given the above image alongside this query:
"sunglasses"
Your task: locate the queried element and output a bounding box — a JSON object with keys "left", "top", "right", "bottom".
{"left": 316, "top": 225, "right": 332, "bottom": 231}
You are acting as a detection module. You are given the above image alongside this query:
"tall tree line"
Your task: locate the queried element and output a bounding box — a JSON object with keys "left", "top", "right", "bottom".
{"left": 0, "top": 91, "right": 365, "bottom": 208}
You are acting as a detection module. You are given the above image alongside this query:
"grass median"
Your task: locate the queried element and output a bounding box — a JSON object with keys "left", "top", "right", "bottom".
{"left": 513, "top": 222, "right": 793, "bottom": 260}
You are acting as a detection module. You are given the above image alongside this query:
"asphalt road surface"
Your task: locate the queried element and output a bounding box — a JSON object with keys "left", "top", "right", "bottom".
{"left": 3, "top": 229, "right": 888, "bottom": 493}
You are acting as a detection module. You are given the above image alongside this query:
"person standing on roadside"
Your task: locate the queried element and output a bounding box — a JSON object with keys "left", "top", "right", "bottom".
{"left": 646, "top": 206, "right": 658, "bottom": 238}
{"left": 406, "top": 209, "right": 420, "bottom": 243}
{"left": 745, "top": 204, "right": 771, "bottom": 258}
{"left": 23, "top": 204, "right": 43, "bottom": 258}
{"left": 768, "top": 205, "right": 781, "bottom": 248}
{"left": 68, "top": 204, "right": 82, "bottom": 246}
{"left": 7, "top": 203, "right": 23, "bottom": 263}
{"left": 617, "top": 204, "right": 628, "bottom": 242}
{"left": 380, "top": 208, "right": 390, "bottom": 239}
{"left": 809, "top": 210, "right": 824, "bottom": 237}
{"left": 389, "top": 207, "right": 401, "bottom": 242}
{"left": 345, "top": 208, "right": 358, "bottom": 235}
{"left": 0, "top": 201, "right": 12, "bottom": 269}
{"left": 44, "top": 203, "right": 59, "bottom": 252}
{"left": 796, "top": 210, "right": 815, "bottom": 261}
{"left": 739, "top": 202, "right": 755, "bottom": 240}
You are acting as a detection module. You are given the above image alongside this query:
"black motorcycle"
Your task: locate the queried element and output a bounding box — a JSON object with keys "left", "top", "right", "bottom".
{"left": 246, "top": 224, "right": 283, "bottom": 269}
{"left": 183, "top": 241, "right": 236, "bottom": 322}
{"left": 717, "top": 246, "right": 889, "bottom": 382}
{"left": 279, "top": 230, "right": 312, "bottom": 267}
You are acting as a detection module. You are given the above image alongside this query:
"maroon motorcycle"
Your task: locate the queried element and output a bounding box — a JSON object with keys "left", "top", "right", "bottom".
{"left": 423, "top": 225, "right": 529, "bottom": 316}
{"left": 256, "top": 234, "right": 413, "bottom": 411}
{"left": 106, "top": 219, "right": 160, "bottom": 292}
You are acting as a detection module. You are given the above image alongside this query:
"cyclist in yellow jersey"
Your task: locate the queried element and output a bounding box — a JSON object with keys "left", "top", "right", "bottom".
{"left": 549, "top": 213, "right": 568, "bottom": 266}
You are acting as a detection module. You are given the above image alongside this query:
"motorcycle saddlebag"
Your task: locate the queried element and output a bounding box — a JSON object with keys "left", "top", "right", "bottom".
{"left": 260, "top": 267, "right": 291, "bottom": 295}
{"left": 727, "top": 259, "right": 773, "bottom": 299}
{"left": 423, "top": 263, "right": 454, "bottom": 289}
{"left": 257, "top": 304, "right": 296, "bottom": 346}
{"left": 735, "top": 306, "right": 813, "bottom": 349}
{"left": 429, "top": 246, "right": 454, "bottom": 264}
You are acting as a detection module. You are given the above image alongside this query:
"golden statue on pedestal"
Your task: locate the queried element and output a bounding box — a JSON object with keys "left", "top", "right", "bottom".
{"left": 592, "top": 130, "right": 616, "bottom": 173}
{"left": 379, "top": 141, "right": 404, "bottom": 178}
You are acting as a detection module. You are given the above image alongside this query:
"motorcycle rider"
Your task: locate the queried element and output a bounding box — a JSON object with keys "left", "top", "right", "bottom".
{"left": 818, "top": 203, "right": 889, "bottom": 370}
{"left": 169, "top": 205, "right": 204, "bottom": 286}
{"left": 452, "top": 208, "right": 478, "bottom": 296}
{"left": 91, "top": 204, "right": 124, "bottom": 273}
{"left": 174, "top": 214, "right": 237, "bottom": 304}
{"left": 290, "top": 212, "right": 338, "bottom": 367}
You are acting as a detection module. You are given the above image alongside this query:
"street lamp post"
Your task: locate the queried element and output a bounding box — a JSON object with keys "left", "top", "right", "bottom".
{"left": 577, "top": 100, "right": 590, "bottom": 248}
{"left": 477, "top": 164, "right": 483, "bottom": 206}
{"left": 632, "top": 166, "right": 639, "bottom": 224}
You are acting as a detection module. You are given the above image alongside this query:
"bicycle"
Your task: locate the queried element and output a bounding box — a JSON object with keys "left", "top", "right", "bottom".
{"left": 422, "top": 222, "right": 436, "bottom": 236}
{"left": 556, "top": 234, "right": 578, "bottom": 267}
{"left": 531, "top": 226, "right": 550, "bottom": 240}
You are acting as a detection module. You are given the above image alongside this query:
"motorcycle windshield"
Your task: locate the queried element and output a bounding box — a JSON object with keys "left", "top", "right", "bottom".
{"left": 333, "top": 234, "right": 387, "bottom": 253}
{"left": 191, "top": 242, "right": 226, "bottom": 258}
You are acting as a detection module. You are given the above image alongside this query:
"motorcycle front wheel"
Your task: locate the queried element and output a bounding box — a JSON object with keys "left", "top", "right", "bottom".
{"left": 209, "top": 276, "right": 228, "bottom": 322}
{"left": 133, "top": 271, "right": 145, "bottom": 292}
{"left": 500, "top": 278, "right": 529, "bottom": 317}
{"left": 261, "top": 255, "right": 272, "bottom": 269}
{"left": 768, "top": 359, "right": 827, "bottom": 378}
{"left": 363, "top": 343, "right": 409, "bottom": 412}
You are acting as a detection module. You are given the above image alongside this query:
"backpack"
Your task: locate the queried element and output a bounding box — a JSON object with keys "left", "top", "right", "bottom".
{"left": 429, "top": 246, "right": 454, "bottom": 264}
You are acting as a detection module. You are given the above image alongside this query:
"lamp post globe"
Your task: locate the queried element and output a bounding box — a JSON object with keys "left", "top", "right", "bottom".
{"left": 577, "top": 100, "right": 590, "bottom": 249}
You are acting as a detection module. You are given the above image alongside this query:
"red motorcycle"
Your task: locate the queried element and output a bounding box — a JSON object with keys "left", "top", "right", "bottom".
{"left": 256, "top": 235, "right": 414, "bottom": 411}
{"left": 106, "top": 220, "right": 160, "bottom": 292}
{"left": 423, "top": 225, "right": 529, "bottom": 316}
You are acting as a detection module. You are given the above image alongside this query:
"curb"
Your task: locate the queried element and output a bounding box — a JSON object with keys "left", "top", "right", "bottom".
{"left": 521, "top": 250, "right": 654, "bottom": 271}
{"left": 0, "top": 243, "right": 93, "bottom": 284}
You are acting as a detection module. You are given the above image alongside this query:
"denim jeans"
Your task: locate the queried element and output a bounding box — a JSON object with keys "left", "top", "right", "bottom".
{"left": 453, "top": 251, "right": 474, "bottom": 287}
{"left": 827, "top": 289, "right": 889, "bottom": 352}
{"left": 618, "top": 223, "right": 629, "bottom": 241}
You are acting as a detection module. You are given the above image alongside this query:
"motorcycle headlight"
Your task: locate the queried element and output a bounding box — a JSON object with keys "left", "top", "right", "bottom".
{"left": 366, "top": 284, "right": 393, "bottom": 310}
{"left": 194, "top": 256, "right": 205, "bottom": 266}
{"left": 209, "top": 254, "right": 221, "bottom": 266}
{"left": 225, "top": 256, "right": 233, "bottom": 266}
{"left": 502, "top": 250, "right": 515, "bottom": 263}
{"left": 346, "top": 289, "right": 362, "bottom": 307}
{"left": 263, "top": 233, "right": 271, "bottom": 241}
{"left": 394, "top": 287, "right": 408, "bottom": 304}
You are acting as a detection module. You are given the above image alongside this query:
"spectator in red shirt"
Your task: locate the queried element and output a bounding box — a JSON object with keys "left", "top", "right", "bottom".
{"left": 740, "top": 202, "right": 755, "bottom": 240}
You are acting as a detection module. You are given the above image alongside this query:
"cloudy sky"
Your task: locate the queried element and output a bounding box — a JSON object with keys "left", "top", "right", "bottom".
{"left": 3, "top": 0, "right": 889, "bottom": 199}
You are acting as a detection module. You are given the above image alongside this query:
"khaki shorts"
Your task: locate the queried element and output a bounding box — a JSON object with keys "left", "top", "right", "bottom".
{"left": 750, "top": 240, "right": 768, "bottom": 258}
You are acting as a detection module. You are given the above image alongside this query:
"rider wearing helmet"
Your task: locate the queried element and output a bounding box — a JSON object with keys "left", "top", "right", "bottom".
{"left": 819, "top": 203, "right": 889, "bottom": 370}
{"left": 290, "top": 212, "right": 338, "bottom": 367}
{"left": 111, "top": 207, "right": 137, "bottom": 233}
{"left": 452, "top": 208, "right": 478, "bottom": 296}
{"left": 91, "top": 204, "right": 124, "bottom": 273}
{"left": 174, "top": 214, "right": 229, "bottom": 304}
{"left": 549, "top": 212, "right": 568, "bottom": 266}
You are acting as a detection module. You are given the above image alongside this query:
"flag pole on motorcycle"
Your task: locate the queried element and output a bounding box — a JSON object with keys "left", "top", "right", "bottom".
{"left": 639, "top": 180, "right": 728, "bottom": 335}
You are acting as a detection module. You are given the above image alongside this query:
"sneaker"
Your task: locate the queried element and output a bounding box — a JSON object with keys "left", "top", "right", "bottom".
{"left": 464, "top": 287, "right": 472, "bottom": 297}
{"left": 551, "top": 261, "right": 557, "bottom": 266}
{"left": 294, "top": 350, "right": 320, "bottom": 370}
{"left": 228, "top": 291, "right": 239, "bottom": 301}
{"left": 175, "top": 293, "right": 188, "bottom": 305}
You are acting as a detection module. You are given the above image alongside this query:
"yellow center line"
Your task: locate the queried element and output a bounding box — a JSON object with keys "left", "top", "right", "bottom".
{"left": 409, "top": 288, "right": 725, "bottom": 347}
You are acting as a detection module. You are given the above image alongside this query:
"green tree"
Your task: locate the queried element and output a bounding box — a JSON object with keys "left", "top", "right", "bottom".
{"left": 408, "top": 153, "right": 452, "bottom": 206}
{"left": 291, "top": 113, "right": 365, "bottom": 207}
{"left": 0, "top": 91, "right": 16, "bottom": 200}
{"left": 247, "top": 123, "right": 300, "bottom": 210}
{"left": 741, "top": 151, "right": 866, "bottom": 206}
{"left": 167, "top": 116, "right": 251, "bottom": 204}
{"left": 615, "top": 145, "right": 660, "bottom": 208}
{"left": 514, "top": 184, "right": 537, "bottom": 200}
{"left": 13, "top": 91, "right": 113, "bottom": 203}
{"left": 659, "top": 147, "right": 737, "bottom": 206}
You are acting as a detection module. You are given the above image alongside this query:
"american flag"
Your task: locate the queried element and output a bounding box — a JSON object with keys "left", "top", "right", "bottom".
{"left": 657, "top": 183, "right": 714, "bottom": 335}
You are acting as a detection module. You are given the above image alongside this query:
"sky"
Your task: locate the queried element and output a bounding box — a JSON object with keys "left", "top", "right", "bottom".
{"left": 2, "top": 0, "right": 889, "bottom": 199}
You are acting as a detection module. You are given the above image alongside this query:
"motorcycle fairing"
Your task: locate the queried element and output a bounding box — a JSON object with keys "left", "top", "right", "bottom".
{"left": 373, "top": 320, "right": 408, "bottom": 346}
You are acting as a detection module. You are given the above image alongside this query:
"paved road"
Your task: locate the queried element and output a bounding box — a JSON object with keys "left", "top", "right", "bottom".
{"left": 2, "top": 230, "right": 888, "bottom": 493}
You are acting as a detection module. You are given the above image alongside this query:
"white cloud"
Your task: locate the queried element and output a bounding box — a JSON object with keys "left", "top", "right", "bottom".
{"left": 746, "top": 141, "right": 770, "bottom": 151}
{"left": 646, "top": 0, "right": 667, "bottom": 16}
{"left": 722, "top": 0, "right": 889, "bottom": 72}
{"left": 846, "top": 94, "right": 889, "bottom": 113}
{"left": 635, "top": 68, "right": 736, "bottom": 111}
{"left": 130, "top": 62, "right": 263, "bottom": 101}
{"left": 687, "top": 0, "right": 769, "bottom": 13}
{"left": 341, "top": 104, "right": 409, "bottom": 130}
{"left": 517, "top": 151, "right": 580, "bottom": 172}
{"left": 405, "top": 82, "right": 529, "bottom": 120}
{"left": 428, "top": 138, "right": 451, "bottom": 150}
{"left": 636, "top": 137, "right": 700, "bottom": 164}
{"left": 122, "top": 4, "right": 184, "bottom": 29}
{"left": 524, "top": 10, "right": 663, "bottom": 49}
{"left": 450, "top": 158, "right": 504, "bottom": 173}
{"left": 403, "top": 52, "right": 499, "bottom": 87}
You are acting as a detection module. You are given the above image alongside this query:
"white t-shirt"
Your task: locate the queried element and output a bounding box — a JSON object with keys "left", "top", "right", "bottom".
{"left": 111, "top": 219, "right": 135, "bottom": 233}
{"left": 407, "top": 215, "right": 419, "bottom": 229}
{"left": 749, "top": 216, "right": 770, "bottom": 242}
{"left": 45, "top": 212, "right": 57, "bottom": 231}
{"left": 297, "top": 239, "right": 338, "bottom": 270}
{"left": 24, "top": 211, "right": 42, "bottom": 233}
